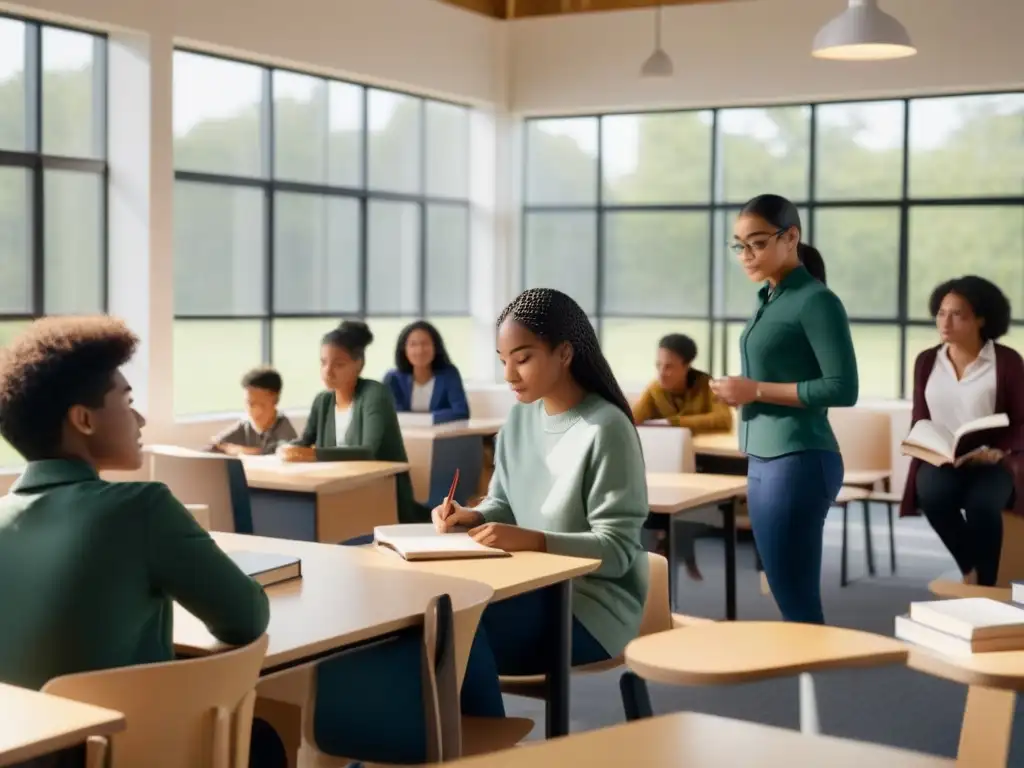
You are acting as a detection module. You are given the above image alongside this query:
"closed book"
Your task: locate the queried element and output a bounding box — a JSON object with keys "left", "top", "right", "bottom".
{"left": 895, "top": 615, "right": 1024, "bottom": 655}
{"left": 229, "top": 551, "right": 302, "bottom": 587}
{"left": 1013, "top": 582, "right": 1024, "bottom": 605}
{"left": 374, "top": 523, "right": 510, "bottom": 561}
{"left": 909, "top": 597, "right": 1024, "bottom": 641}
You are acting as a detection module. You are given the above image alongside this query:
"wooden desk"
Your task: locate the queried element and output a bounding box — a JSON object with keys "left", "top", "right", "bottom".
{"left": 446, "top": 712, "right": 952, "bottom": 767}
{"left": 0, "top": 682, "right": 125, "bottom": 767}
{"left": 366, "top": 542, "right": 598, "bottom": 739}
{"left": 174, "top": 533, "right": 494, "bottom": 675}
{"left": 402, "top": 419, "right": 504, "bottom": 506}
{"left": 647, "top": 472, "right": 748, "bottom": 621}
{"left": 241, "top": 458, "right": 409, "bottom": 543}
{"left": 693, "top": 431, "right": 744, "bottom": 459}
{"left": 907, "top": 644, "right": 1024, "bottom": 767}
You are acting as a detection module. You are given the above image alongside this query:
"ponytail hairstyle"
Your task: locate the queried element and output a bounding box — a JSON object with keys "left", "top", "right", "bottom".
{"left": 321, "top": 319, "right": 374, "bottom": 361}
{"left": 740, "top": 194, "right": 827, "bottom": 285}
{"left": 498, "top": 288, "right": 633, "bottom": 423}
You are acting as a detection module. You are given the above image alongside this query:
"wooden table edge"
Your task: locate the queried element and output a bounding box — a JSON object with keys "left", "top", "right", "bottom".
{"left": 625, "top": 648, "right": 909, "bottom": 686}
{"left": 907, "top": 647, "right": 1024, "bottom": 691}
{"left": 1, "top": 707, "right": 125, "bottom": 766}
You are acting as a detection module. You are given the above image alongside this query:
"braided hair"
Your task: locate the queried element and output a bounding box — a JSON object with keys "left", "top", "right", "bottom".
{"left": 497, "top": 288, "right": 633, "bottom": 422}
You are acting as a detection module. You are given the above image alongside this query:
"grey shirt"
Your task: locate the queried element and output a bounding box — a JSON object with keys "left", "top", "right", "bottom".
{"left": 209, "top": 415, "right": 297, "bottom": 455}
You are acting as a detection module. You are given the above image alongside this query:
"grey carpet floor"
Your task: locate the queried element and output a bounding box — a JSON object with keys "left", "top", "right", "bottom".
{"left": 503, "top": 504, "right": 1024, "bottom": 763}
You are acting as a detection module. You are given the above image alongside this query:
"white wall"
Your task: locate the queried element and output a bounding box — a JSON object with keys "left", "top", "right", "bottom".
{"left": 509, "top": 0, "right": 1024, "bottom": 113}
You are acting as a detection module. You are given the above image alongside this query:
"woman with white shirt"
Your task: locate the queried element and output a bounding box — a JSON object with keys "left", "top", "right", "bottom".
{"left": 900, "top": 276, "right": 1024, "bottom": 586}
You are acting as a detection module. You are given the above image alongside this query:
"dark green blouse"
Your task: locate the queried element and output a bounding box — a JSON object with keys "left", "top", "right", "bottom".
{"left": 739, "top": 266, "right": 859, "bottom": 459}
{"left": 294, "top": 378, "right": 425, "bottom": 523}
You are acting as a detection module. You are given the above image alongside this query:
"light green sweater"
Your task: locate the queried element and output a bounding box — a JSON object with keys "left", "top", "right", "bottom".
{"left": 477, "top": 394, "right": 649, "bottom": 657}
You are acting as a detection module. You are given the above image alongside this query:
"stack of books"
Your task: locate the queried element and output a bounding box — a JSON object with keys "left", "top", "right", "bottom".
{"left": 895, "top": 597, "right": 1024, "bottom": 656}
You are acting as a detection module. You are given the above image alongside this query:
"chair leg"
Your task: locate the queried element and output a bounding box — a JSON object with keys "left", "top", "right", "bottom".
{"left": 840, "top": 503, "right": 849, "bottom": 587}
{"left": 887, "top": 503, "right": 897, "bottom": 574}
{"left": 862, "top": 500, "right": 876, "bottom": 577}
{"left": 620, "top": 672, "right": 654, "bottom": 722}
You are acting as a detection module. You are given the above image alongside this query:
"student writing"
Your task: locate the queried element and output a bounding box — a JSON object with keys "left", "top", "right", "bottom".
{"left": 0, "top": 317, "right": 269, "bottom": 691}
{"left": 208, "top": 367, "right": 297, "bottom": 456}
{"left": 383, "top": 320, "right": 470, "bottom": 424}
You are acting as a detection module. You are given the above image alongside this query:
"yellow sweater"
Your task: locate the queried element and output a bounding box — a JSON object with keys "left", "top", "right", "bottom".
{"left": 632, "top": 370, "right": 733, "bottom": 435}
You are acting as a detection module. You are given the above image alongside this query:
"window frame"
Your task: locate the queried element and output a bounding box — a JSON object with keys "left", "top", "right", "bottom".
{"left": 0, "top": 13, "right": 109, "bottom": 320}
{"left": 171, "top": 47, "right": 472, "bottom": 366}
{"left": 522, "top": 90, "right": 1024, "bottom": 399}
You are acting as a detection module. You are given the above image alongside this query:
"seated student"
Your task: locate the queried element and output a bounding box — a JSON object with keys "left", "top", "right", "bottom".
{"left": 208, "top": 367, "right": 297, "bottom": 456}
{"left": 901, "top": 276, "right": 1024, "bottom": 586}
{"left": 632, "top": 333, "right": 733, "bottom": 433}
{"left": 278, "top": 320, "right": 424, "bottom": 523}
{"left": 307, "top": 290, "right": 648, "bottom": 764}
{"left": 632, "top": 333, "right": 733, "bottom": 581}
{"left": 383, "top": 320, "right": 470, "bottom": 424}
{"left": 0, "top": 317, "right": 269, "bottom": 691}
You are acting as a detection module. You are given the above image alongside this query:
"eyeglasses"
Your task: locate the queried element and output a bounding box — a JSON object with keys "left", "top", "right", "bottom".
{"left": 728, "top": 228, "right": 785, "bottom": 256}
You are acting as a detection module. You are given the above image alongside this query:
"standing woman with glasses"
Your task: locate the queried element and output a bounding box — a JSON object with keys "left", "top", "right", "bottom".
{"left": 710, "top": 194, "right": 858, "bottom": 624}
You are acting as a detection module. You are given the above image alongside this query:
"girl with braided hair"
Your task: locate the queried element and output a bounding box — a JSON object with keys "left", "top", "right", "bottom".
{"left": 434, "top": 287, "right": 649, "bottom": 716}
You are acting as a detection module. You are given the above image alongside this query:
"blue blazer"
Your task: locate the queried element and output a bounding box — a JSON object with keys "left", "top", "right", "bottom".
{"left": 382, "top": 366, "right": 470, "bottom": 424}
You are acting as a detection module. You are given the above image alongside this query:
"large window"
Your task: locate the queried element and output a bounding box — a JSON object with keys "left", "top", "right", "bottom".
{"left": 0, "top": 16, "right": 107, "bottom": 464}
{"left": 523, "top": 93, "right": 1024, "bottom": 399}
{"left": 172, "top": 51, "right": 472, "bottom": 414}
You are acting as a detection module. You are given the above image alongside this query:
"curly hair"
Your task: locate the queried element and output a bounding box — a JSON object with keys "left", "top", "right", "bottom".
{"left": 394, "top": 320, "right": 454, "bottom": 374}
{"left": 498, "top": 288, "right": 633, "bottom": 422}
{"left": 0, "top": 316, "right": 139, "bottom": 460}
{"left": 241, "top": 367, "right": 283, "bottom": 394}
{"left": 322, "top": 320, "right": 374, "bottom": 361}
{"left": 928, "top": 275, "right": 1012, "bottom": 341}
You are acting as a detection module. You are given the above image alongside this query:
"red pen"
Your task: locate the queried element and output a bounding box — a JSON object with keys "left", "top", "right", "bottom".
{"left": 444, "top": 468, "right": 460, "bottom": 511}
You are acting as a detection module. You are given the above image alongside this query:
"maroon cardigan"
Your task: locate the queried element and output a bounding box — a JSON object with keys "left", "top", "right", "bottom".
{"left": 900, "top": 343, "right": 1024, "bottom": 518}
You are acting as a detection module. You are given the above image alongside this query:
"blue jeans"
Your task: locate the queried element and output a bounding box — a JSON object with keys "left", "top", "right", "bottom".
{"left": 311, "top": 588, "right": 608, "bottom": 763}
{"left": 747, "top": 450, "right": 844, "bottom": 625}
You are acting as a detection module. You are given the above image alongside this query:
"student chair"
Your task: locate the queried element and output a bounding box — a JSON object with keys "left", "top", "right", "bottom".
{"left": 43, "top": 634, "right": 268, "bottom": 768}
{"left": 148, "top": 445, "right": 254, "bottom": 534}
{"left": 829, "top": 408, "right": 896, "bottom": 586}
{"left": 930, "top": 511, "right": 1024, "bottom": 597}
{"left": 635, "top": 426, "right": 696, "bottom": 473}
{"left": 499, "top": 552, "right": 710, "bottom": 701}
{"left": 298, "top": 594, "right": 533, "bottom": 766}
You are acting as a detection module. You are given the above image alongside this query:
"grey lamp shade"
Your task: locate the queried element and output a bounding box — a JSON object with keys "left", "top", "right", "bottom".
{"left": 812, "top": 0, "right": 916, "bottom": 60}
{"left": 641, "top": 48, "right": 674, "bottom": 78}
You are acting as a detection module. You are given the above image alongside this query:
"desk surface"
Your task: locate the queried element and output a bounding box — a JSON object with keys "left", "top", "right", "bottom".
{"left": 646, "top": 472, "right": 748, "bottom": 514}
{"left": 692, "top": 431, "right": 744, "bottom": 458}
{"left": 363, "top": 544, "right": 599, "bottom": 602}
{"left": 908, "top": 645, "right": 1024, "bottom": 691}
{"left": 446, "top": 712, "right": 951, "bottom": 767}
{"left": 241, "top": 458, "right": 409, "bottom": 494}
{"left": 0, "top": 682, "right": 125, "bottom": 766}
{"left": 173, "top": 534, "right": 493, "bottom": 671}
{"left": 626, "top": 622, "right": 908, "bottom": 686}
{"left": 402, "top": 418, "right": 505, "bottom": 440}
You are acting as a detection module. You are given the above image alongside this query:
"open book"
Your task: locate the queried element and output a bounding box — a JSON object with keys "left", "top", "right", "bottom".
{"left": 374, "top": 523, "right": 510, "bottom": 561}
{"left": 900, "top": 413, "right": 1009, "bottom": 467}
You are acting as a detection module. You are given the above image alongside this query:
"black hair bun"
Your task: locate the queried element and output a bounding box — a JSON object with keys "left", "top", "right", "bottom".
{"left": 338, "top": 319, "right": 374, "bottom": 348}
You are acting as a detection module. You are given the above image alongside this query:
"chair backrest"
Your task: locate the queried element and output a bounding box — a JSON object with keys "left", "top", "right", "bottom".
{"left": 185, "top": 504, "right": 213, "bottom": 531}
{"left": 148, "top": 446, "right": 253, "bottom": 534}
{"left": 638, "top": 552, "right": 672, "bottom": 636}
{"left": 829, "top": 408, "right": 892, "bottom": 472}
{"left": 44, "top": 635, "right": 268, "bottom": 768}
{"left": 636, "top": 427, "right": 696, "bottom": 473}
{"left": 997, "top": 511, "right": 1024, "bottom": 586}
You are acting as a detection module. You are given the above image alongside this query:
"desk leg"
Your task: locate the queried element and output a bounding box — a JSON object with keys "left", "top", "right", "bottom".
{"left": 666, "top": 516, "right": 676, "bottom": 612}
{"left": 799, "top": 673, "right": 819, "bottom": 735}
{"left": 722, "top": 500, "right": 737, "bottom": 621}
{"left": 957, "top": 685, "right": 1015, "bottom": 767}
{"left": 544, "top": 580, "right": 573, "bottom": 739}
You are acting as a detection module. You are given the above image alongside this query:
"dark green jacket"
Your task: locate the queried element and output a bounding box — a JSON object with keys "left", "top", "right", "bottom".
{"left": 294, "top": 379, "right": 424, "bottom": 523}
{"left": 0, "top": 460, "right": 270, "bottom": 690}
{"left": 739, "top": 265, "right": 859, "bottom": 458}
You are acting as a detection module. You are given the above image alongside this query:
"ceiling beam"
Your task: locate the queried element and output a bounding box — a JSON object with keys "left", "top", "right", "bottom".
{"left": 438, "top": 0, "right": 728, "bottom": 19}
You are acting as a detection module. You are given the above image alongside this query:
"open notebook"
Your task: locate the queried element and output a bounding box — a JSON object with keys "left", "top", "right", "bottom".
{"left": 374, "top": 523, "right": 510, "bottom": 561}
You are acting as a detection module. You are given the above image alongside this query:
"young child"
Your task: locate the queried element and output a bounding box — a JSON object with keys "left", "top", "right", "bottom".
{"left": 210, "top": 367, "right": 297, "bottom": 456}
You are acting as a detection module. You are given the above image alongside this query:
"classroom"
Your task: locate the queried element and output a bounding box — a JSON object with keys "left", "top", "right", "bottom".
{"left": 0, "top": 0, "right": 1022, "bottom": 764}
